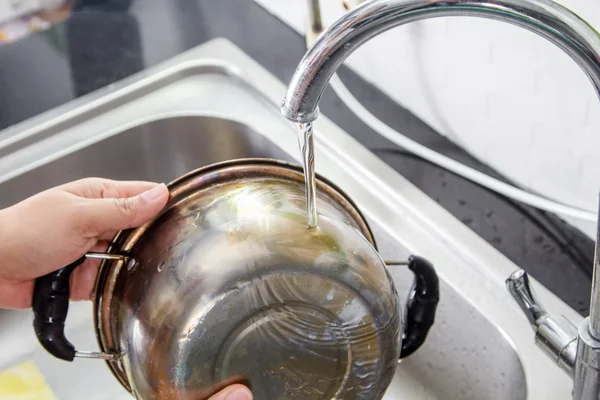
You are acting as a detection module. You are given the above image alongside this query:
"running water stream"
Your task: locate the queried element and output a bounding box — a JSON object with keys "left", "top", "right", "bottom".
{"left": 297, "top": 122, "right": 318, "bottom": 228}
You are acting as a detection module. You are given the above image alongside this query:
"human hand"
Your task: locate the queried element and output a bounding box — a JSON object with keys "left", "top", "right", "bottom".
{"left": 0, "top": 178, "right": 170, "bottom": 309}
{"left": 0, "top": 178, "right": 254, "bottom": 399}
{"left": 207, "top": 384, "right": 253, "bottom": 400}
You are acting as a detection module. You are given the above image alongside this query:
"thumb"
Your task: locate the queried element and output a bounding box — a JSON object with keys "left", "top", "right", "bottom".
{"left": 79, "top": 183, "right": 169, "bottom": 234}
{"left": 208, "top": 385, "right": 253, "bottom": 400}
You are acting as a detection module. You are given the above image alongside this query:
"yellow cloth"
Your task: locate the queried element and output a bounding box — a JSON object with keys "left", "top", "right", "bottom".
{"left": 0, "top": 361, "right": 57, "bottom": 400}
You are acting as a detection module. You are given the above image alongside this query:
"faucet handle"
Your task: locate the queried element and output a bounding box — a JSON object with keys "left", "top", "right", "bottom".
{"left": 506, "top": 269, "right": 577, "bottom": 377}
{"left": 506, "top": 269, "right": 548, "bottom": 325}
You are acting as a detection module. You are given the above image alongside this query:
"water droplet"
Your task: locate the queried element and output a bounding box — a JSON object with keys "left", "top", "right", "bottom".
{"left": 326, "top": 289, "right": 335, "bottom": 301}
{"left": 461, "top": 217, "right": 473, "bottom": 225}
{"left": 126, "top": 259, "right": 137, "bottom": 272}
{"left": 485, "top": 210, "right": 494, "bottom": 218}
{"left": 459, "top": 199, "right": 467, "bottom": 206}
{"left": 157, "top": 262, "right": 165, "bottom": 272}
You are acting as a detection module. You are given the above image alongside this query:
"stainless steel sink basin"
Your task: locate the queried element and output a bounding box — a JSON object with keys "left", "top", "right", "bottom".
{"left": 0, "top": 117, "right": 292, "bottom": 205}
{"left": 0, "top": 38, "right": 580, "bottom": 399}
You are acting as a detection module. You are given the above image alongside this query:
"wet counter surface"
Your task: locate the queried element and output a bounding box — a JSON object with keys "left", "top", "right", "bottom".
{"left": 0, "top": 0, "right": 592, "bottom": 314}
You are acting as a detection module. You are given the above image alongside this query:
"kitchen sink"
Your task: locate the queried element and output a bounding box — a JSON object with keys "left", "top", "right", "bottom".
{"left": 0, "top": 38, "right": 580, "bottom": 399}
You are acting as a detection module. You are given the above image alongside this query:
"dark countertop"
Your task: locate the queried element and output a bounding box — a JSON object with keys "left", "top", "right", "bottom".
{"left": 0, "top": 0, "right": 593, "bottom": 314}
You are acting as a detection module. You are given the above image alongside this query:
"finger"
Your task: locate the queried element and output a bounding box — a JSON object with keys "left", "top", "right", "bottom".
{"left": 70, "top": 257, "right": 100, "bottom": 301}
{"left": 62, "top": 178, "right": 161, "bottom": 199}
{"left": 70, "top": 241, "right": 110, "bottom": 301}
{"left": 0, "top": 279, "right": 33, "bottom": 309}
{"left": 77, "top": 183, "right": 169, "bottom": 235}
{"left": 99, "top": 230, "right": 119, "bottom": 241}
{"left": 207, "top": 385, "right": 252, "bottom": 400}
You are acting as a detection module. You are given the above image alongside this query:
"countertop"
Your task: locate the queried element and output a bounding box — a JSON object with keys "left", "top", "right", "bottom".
{"left": 0, "top": 0, "right": 593, "bottom": 314}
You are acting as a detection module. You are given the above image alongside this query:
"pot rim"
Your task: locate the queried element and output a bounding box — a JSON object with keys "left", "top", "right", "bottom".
{"left": 92, "top": 157, "right": 377, "bottom": 393}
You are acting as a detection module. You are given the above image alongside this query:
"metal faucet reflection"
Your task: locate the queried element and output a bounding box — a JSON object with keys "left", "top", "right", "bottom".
{"left": 280, "top": 1, "right": 600, "bottom": 398}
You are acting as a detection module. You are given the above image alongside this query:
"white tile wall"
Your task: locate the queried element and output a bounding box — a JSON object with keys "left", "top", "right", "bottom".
{"left": 255, "top": 0, "right": 600, "bottom": 238}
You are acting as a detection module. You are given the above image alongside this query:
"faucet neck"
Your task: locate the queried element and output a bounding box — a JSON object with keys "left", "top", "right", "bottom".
{"left": 281, "top": 0, "right": 600, "bottom": 124}
{"left": 588, "top": 194, "right": 600, "bottom": 338}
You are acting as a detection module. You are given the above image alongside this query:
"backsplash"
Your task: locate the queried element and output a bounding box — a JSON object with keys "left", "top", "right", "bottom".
{"left": 254, "top": 0, "right": 600, "bottom": 239}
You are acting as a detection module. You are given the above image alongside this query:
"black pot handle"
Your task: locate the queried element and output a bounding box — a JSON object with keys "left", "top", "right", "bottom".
{"left": 32, "top": 256, "right": 86, "bottom": 361}
{"left": 399, "top": 255, "right": 440, "bottom": 359}
{"left": 32, "top": 253, "right": 125, "bottom": 361}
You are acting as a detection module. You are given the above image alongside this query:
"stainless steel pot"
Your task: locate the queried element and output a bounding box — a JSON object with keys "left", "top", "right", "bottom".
{"left": 32, "top": 158, "right": 439, "bottom": 400}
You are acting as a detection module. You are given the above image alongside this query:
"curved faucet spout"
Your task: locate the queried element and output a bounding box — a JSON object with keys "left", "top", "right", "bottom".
{"left": 280, "top": 0, "right": 600, "bottom": 124}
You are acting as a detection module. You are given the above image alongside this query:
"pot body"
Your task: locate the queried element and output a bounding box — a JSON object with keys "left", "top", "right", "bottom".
{"left": 94, "top": 159, "right": 401, "bottom": 400}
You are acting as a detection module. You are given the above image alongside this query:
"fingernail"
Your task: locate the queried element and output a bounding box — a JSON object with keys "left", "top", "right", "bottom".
{"left": 225, "top": 388, "right": 252, "bottom": 400}
{"left": 140, "top": 183, "right": 167, "bottom": 202}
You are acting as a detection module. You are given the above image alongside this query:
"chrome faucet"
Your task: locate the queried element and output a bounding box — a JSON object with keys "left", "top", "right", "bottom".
{"left": 280, "top": 1, "right": 600, "bottom": 398}
{"left": 280, "top": 0, "right": 600, "bottom": 124}
{"left": 506, "top": 195, "right": 600, "bottom": 400}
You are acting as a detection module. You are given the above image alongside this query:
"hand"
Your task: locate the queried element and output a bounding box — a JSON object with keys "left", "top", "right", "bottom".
{"left": 207, "top": 385, "right": 253, "bottom": 400}
{"left": 0, "top": 178, "right": 169, "bottom": 309}
{"left": 0, "top": 178, "right": 254, "bottom": 400}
